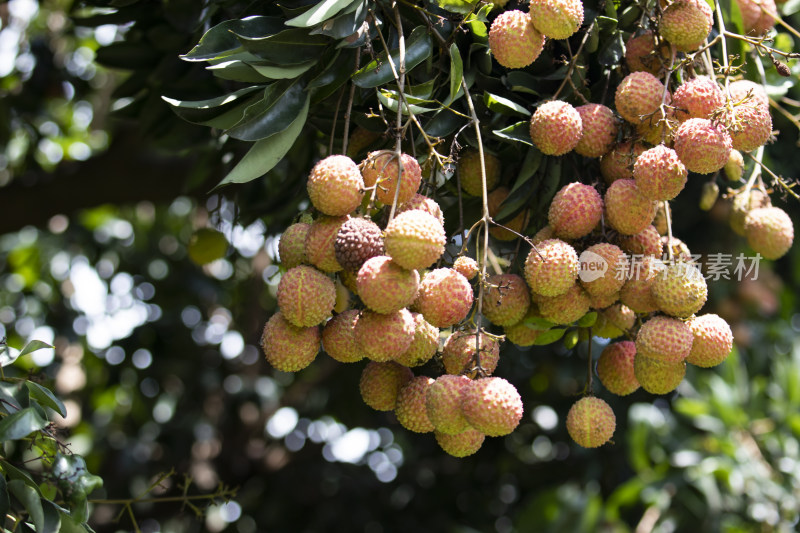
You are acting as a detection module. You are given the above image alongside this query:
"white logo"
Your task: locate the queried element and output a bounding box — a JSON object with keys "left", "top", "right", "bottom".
{"left": 579, "top": 250, "right": 608, "bottom": 282}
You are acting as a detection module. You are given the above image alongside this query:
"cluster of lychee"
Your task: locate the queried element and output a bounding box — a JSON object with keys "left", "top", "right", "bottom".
{"left": 262, "top": 150, "right": 525, "bottom": 457}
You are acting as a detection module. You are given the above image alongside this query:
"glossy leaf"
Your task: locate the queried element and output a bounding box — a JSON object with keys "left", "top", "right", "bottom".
{"left": 448, "top": 44, "right": 464, "bottom": 105}
{"left": 310, "top": 1, "right": 368, "bottom": 39}
{"left": 598, "top": 31, "right": 625, "bottom": 66}
{"left": 18, "top": 340, "right": 53, "bottom": 358}
{"left": 285, "top": 0, "right": 362, "bottom": 28}
{"left": 506, "top": 71, "right": 542, "bottom": 96}
{"left": 509, "top": 148, "right": 543, "bottom": 196}
{"left": 563, "top": 330, "right": 580, "bottom": 349}
{"left": 250, "top": 59, "right": 318, "bottom": 80}
{"left": 435, "top": 0, "right": 479, "bottom": 14}
{"left": 533, "top": 328, "right": 567, "bottom": 345}
{"left": 235, "top": 28, "right": 329, "bottom": 65}
{"left": 8, "top": 480, "right": 45, "bottom": 532}
{"left": 26, "top": 381, "right": 67, "bottom": 418}
{"left": 351, "top": 26, "right": 432, "bottom": 88}
{"left": 0, "top": 406, "right": 48, "bottom": 441}
{"left": 577, "top": 312, "right": 598, "bottom": 328}
{"left": 492, "top": 121, "right": 533, "bottom": 145}
{"left": 378, "top": 89, "right": 437, "bottom": 115}
{"left": 0, "top": 460, "right": 41, "bottom": 494}
{"left": 205, "top": 60, "right": 269, "bottom": 83}
{"left": 181, "top": 16, "right": 285, "bottom": 62}
{"left": 226, "top": 80, "right": 307, "bottom": 142}
{"left": 483, "top": 92, "right": 531, "bottom": 116}
{"left": 162, "top": 86, "right": 262, "bottom": 125}
{"left": 53, "top": 454, "right": 103, "bottom": 504}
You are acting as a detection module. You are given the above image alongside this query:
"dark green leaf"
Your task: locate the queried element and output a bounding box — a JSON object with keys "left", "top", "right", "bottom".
{"left": 449, "top": 44, "right": 463, "bottom": 104}
{"left": 19, "top": 340, "right": 53, "bottom": 358}
{"left": 0, "top": 476, "right": 9, "bottom": 521}
{"left": 217, "top": 96, "right": 309, "bottom": 187}
{"left": 507, "top": 71, "right": 542, "bottom": 96}
{"left": 595, "top": 16, "right": 618, "bottom": 32}
{"left": 8, "top": 480, "right": 44, "bottom": 532}
{"left": 309, "top": 1, "right": 368, "bottom": 39}
{"left": 509, "top": 148, "right": 543, "bottom": 196}
{"left": 352, "top": 26, "right": 432, "bottom": 88}
{"left": 483, "top": 92, "right": 531, "bottom": 116}
{"left": 25, "top": 381, "right": 67, "bottom": 418}
{"left": 435, "top": 0, "right": 479, "bottom": 14}
{"left": 182, "top": 17, "right": 285, "bottom": 62}
{"left": 236, "top": 28, "right": 329, "bottom": 65}
{"left": 250, "top": 59, "right": 317, "bottom": 80}
{"left": 533, "top": 328, "right": 567, "bottom": 345}
{"left": 226, "top": 80, "right": 307, "bottom": 141}
{"left": 598, "top": 31, "right": 625, "bottom": 66}
{"left": 424, "top": 109, "right": 466, "bottom": 138}
{"left": 162, "top": 86, "right": 262, "bottom": 124}
{"left": 495, "top": 176, "right": 535, "bottom": 221}
{"left": 285, "top": 0, "right": 362, "bottom": 28}
{"left": 206, "top": 60, "right": 269, "bottom": 83}
{"left": 40, "top": 499, "right": 62, "bottom": 533}
{"left": 378, "top": 89, "right": 437, "bottom": 115}
{"left": 492, "top": 121, "right": 532, "bottom": 145}
{"left": 0, "top": 407, "right": 48, "bottom": 441}
{"left": 0, "top": 460, "right": 41, "bottom": 494}
{"left": 577, "top": 312, "right": 598, "bottom": 328}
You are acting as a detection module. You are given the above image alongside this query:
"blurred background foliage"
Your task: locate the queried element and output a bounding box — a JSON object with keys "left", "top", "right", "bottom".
{"left": 0, "top": 0, "right": 799, "bottom": 532}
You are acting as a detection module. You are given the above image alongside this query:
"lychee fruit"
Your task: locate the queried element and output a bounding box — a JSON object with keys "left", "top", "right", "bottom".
{"left": 579, "top": 243, "right": 628, "bottom": 297}
{"left": 593, "top": 303, "right": 635, "bottom": 339}
{"left": 529, "top": 101, "right": 583, "bottom": 156}
{"left": 727, "top": 102, "right": 772, "bottom": 153}
{"left": 635, "top": 315, "right": 694, "bottom": 362}
{"left": 461, "top": 377, "right": 523, "bottom": 437}
{"left": 361, "top": 151, "right": 421, "bottom": 206}
{"left": 729, "top": 79, "right": 769, "bottom": 110}
{"left": 504, "top": 305, "right": 543, "bottom": 347}
{"left": 279, "top": 222, "right": 310, "bottom": 269}
{"left": 604, "top": 179, "right": 658, "bottom": 235}
{"left": 618, "top": 225, "right": 663, "bottom": 257}
{"left": 637, "top": 105, "right": 678, "bottom": 145}
{"left": 537, "top": 283, "right": 591, "bottom": 325}
{"left": 261, "top": 312, "right": 320, "bottom": 372}
{"left": 672, "top": 76, "right": 725, "bottom": 121}
{"left": 589, "top": 290, "right": 621, "bottom": 311}
{"left": 730, "top": 189, "right": 771, "bottom": 235}
{"left": 596, "top": 341, "right": 640, "bottom": 395}
{"left": 548, "top": 182, "right": 603, "bottom": 239}
{"left": 346, "top": 126, "right": 381, "bottom": 158}
{"left": 566, "top": 397, "right": 616, "bottom": 447}
{"left": 435, "top": 429, "right": 485, "bottom": 457}
{"left": 575, "top": 103, "right": 618, "bottom": 158}
{"left": 600, "top": 142, "right": 647, "bottom": 184}
{"left": 334, "top": 217, "right": 385, "bottom": 272}
{"left": 634, "top": 354, "right": 686, "bottom": 394}
{"left": 426, "top": 374, "right": 472, "bottom": 435}
{"left": 686, "top": 314, "right": 734, "bottom": 367}
{"left": 699, "top": 181, "right": 720, "bottom": 211}
{"left": 488, "top": 187, "right": 530, "bottom": 240}
{"left": 488, "top": 10, "right": 546, "bottom": 69}
{"left": 620, "top": 255, "right": 661, "bottom": 313}
{"left": 615, "top": 71, "right": 665, "bottom": 125}
{"left": 674, "top": 118, "right": 732, "bottom": 174}
{"left": 651, "top": 263, "right": 708, "bottom": 317}
{"left": 735, "top": 0, "right": 777, "bottom": 35}
{"left": 724, "top": 150, "right": 744, "bottom": 181}
{"left": 356, "top": 256, "right": 419, "bottom": 314}
{"left": 659, "top": 0, "right": 713, "bottom": 52}
{"left": 483, "top": 273, "right": 531, "bottom": 326}
{"left": 359, "top": 361, "right": 414, "bottom": 411}
{"left": 529, "top": 0, "right": 585, "bottom": 39}
{"left": 441, "top": 330, "right": 500, "bottom": 377}
{"left": 321, "top": 309, "right": 365, "bottom": 363}
{"left": 453, "top": 256, "right": 480, "bottom": 280}
{"left": 415, "top": 268, "right": 474, "bottom": 328}
{"left": 633, "top": 145, "right": 688, "bottom": 201}
{"left": 524, "top": 238, "right": 580, "bottom": 297}
{"left": 306, "top": 155, "right": 364, "bottom": 216}
{"left": 277, "top": 265, "right": 336, "bottom": 327}
{"left": 744, "top": 206, "right": 794, "bottom": 259}
{"left": 625, "top": 31, "right": 669, "bottom": 75}
{"left": 395, "top": 376, "right": 436, "bottom": 433}
{"left": 396, "top": 193, "right": 445, "bottom": 226}
{"left": 393, "top": 312, "right": 439, "bottom": 367}
{"left": 458, "top": 148, "right": 501, "bottom": 197}
{"left": 305, "top": 215, "right": 348, "bottom": 272}
{"left": 384, "top": 210, "right": 446, "bottom": 271}
{"left": 354, "top": 309, "right": 416, "bottom": 362}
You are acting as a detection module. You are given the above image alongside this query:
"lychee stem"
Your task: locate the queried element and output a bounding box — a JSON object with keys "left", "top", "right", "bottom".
{"left": 552, "top": 19, "right": 595, "bottom": 102}
{"left": 340, "top": 49, "right": 361, "bottom": 156}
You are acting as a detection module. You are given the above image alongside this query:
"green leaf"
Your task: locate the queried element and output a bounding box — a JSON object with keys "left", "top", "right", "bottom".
{"left": 577, "top": 312, "right": 598, "bottom": 328}
{"left": 483, "top": 92, "right": 531, "bottom": 116}
{"left": 8, "top": 480, "right": 44, "bottom": 532}
{"left": 56, "top": 511, "right": 88, "bottom": 533}
{"left": 435, "top": 0, "right": 479, "bottom": 14}
{"left": 181, "top": 16, "right": 285, "bottom": 62}
{"left": 492, "top": 121, "right": 532, "bottom": 145}
{"left": 217, "top": 96, "right": 310, "bottom": 187}
{"left": 250, "top": 59, "right": 318, "bottom": 80}
{"left": 509, "top": 148, "right": 543, "bottom": 196}
{"left": 595, "top": 16, "right": 618, "bottom": 32}
{"left": 0, "top": 475, "right": 9, "bottom": 521}
{"left": 25, "top": 382, "right": 67, "bottom": 418}
{"left": 378, "top": 89, "right": 437, "bottom": 115}
{"left": 352, "top": 26, "right": 432, "bottom": 88}
{"left": 18, "top": 340, "right": 53, "bottom": 358}
{"left": 162, "top": 86, "right": 263, "bottom": 125}
{"left": 235, "top": 28, "right": 329, "bottom": 65}
{"left": 522, "top": 317, "right": 557, "bottom": 331}
{"left": 598, "top": 31, "right": 625, "bottom": 66}
{"left": 53, "top": 455, "right": 103, "bottom": 505}
{"left": 449, "top": 44, "right": 463, "bottom": 105}
{"left": 0, "top": 407, "right": 48, "bottom": 441}
{"left": 285, "top": 0, "right": 362, "bottom": 28}
{"left": 506, "top": 71, "right": 542, "bottom": 96}
{"left": 563, "top": 330, "right": 580, "bottom": 349}
{"left": 41, "top": 499, "right": 62, "bottom": 533}
{"left": 226, "top": 80, "right": 307, "bottom": 141}
{"left": 205, "top": 60, "right": 269, "bottom": 83}
{"left": 495, "top": 173, "right": 535, "bottom": 221}
{"left": 533, "top": 328, "right": 567, "bottom": 345}
{"left": 309, "top": 1, "right": 368, "bottom": 39}
{"left": 0, "top": 460, "right": 41, "bottom": 494}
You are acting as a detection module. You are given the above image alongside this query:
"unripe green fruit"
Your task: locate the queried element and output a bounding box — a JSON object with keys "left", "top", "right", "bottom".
{"left": 524, "top": 239, "right": 580, "bottom": 297}
{"left": 744, "top": 206, "right": 794, "bottom": 260}
{"left": 188, "top": 228, "right": 228, "bottom": 265}
{"left": 651, "top": 263, "right": 708, "bottom": 318}
{"left": 384, "top": 210, "right": 446, "bottom": 271}
{"left": 458, "top": 148, "right": 501, "bottom": 197}
{"left": 278, "top": 223, "right": 310, "bottom": 269}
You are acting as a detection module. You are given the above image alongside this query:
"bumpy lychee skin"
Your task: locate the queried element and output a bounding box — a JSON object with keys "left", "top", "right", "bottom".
{"left": 686, "top": 314, "right": 734, "bottom": 367}
{"left": 458, "top": 148, "right": 501, "bottom": 197}
{"left": 426, "top": 374, "right": 472, "bottom": 435}
{"left": 395, "top": 376, "right": 436, "bottom": 433}
{"left": 306, "top": 215, "right": 348, "bottom": 272}
{"left": 483, "top": 274, "right": 531, "bottom": 326}
{"left": 538, "top": 284, "right": 591, "bottom": 325}
{"left": 618, "top": 225, "right": 664, "bottom": 257}
{"left": 651, "top": 263, "right": 708, "bottom": 318}
{"left": 615, "top": 71, "right": 664, "bottom": 125}
{"left": 524, "top": 239, "right": 580, "bottom": 297}
{"left": 730, "top": 189, "right": 771, "bottom": 236}
{"left": 605, "top": 179, "right": 658, "bottom": 235}
{"left": 396, "top": 194, "right": 444, "bottom": 225}
{"left": 672, "top": 76, "right": 725, "bottom": 121}
{"left": 600, "top": 142, "right": 647, "bottom": 184}
{"left": 322, "top": 309, "right": 365, "bottom": 363}
{"left": 625, "top": 31, "right": 668, "bottom": 75}
{"left": 575, "top": 104, "right": 618, "bottom": 158}
{"left": 529, "top": 101, "right": 583, "bottom": 156}
{"left": 566, "top": 397, "right": 616, "bottom": 448}
{"left": 393, "top": 312, "right": 439, "bottom": 367}
{"left": 415, "top": 268, "right": 474, "bottom": 328}
{"left": 435, "top": 429, "right": 485, "bottom": 458}
{"left": 548, "top": 183, "right": 603, "bottom": 239}
{"left": 636, "top": 315, "right": 694, "bottom": 363}
{"left": 620, "top": 256, "right": 660, "bottom": 313}
{"left": 346, "top": 126, "right": 381, "bottom": 159}
{"left": 597, "top": 341, "right": 639, "bottom": 396}
{"left": 728, "top": 103, "right": 772, "bottom": 153}
{"left": 724, "top": 150, "right": 745, "bottom": 182}
{"left": 593, "top": 304, "right": 636, "bottom": 339}
{"left": 334, "top": 217, "right": 384, "bottom": 272}
{"left": 441, "top": 331, "right": 500, "bottom": 377}
{"left": 529, "top": 0, "right": 584, "bottom": 40}
{"left": 384, "top": 210, "right": 446, "bottom": 271}
{"left": 735, "top": 0, "right": 777, "bottom": 35}
{"left": 633, "top": 145, "right": 688, "bottom": 201}
{"left": 531, "top": 225, "right": 556, "bottom": 244}
{"left": 356, "top": 256, "right": 419, "bottom": 314}
{"left": 279, "top": 222, "right": 310, "bottom": 269}
{"left": 453, "top": 256, "right": 479, "bottom": 280}
{"left": 637, "top": 105, "right": 678, "bottom": 145}
{"left": 504, "top": 306, "right": 542, "bottom": 347}
{"left": 729, "top": 80, "right": 769, "bottom": 110}
{"left": 674, "top": 118, "right": 732, "bottom": 174}
{"left": 589, "top": 291, "right": 621, "bottom": 311}
{"left": 744, "top": 206, "right": 794, "bottom": 260}
{"left": 579, "top": 243, "right": 628, "bottom": 297}
{"left": 634, "top": 354, "right": 686, "bottom": 394}
{"left": 359, "top": 361, "right": 414, "bottom": 411}
{"left": 306, "top": 155, "right": 364, "bottom": 216}
{"left": 277, "top": 265, "right": 336, "bottom": 327}
{"left": 361, "top": 151, "right": 421, "bottom": 206}
{"left": 262, "top": 312, "right": 320, "bottom": 372}
{"left": 488, "top": 187, "right": 530, "bottom": 241}
{"left": 488, "top": 10, "right": 546, "bottom": 69}
{"left": 354, "top": 309, "right": 416, "bottom": 362}
{"left": 659, "top": 0, "right": 713, "bottom": 52}
{"left": 461, "top": 377, "right": 523, "bottom": 437}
